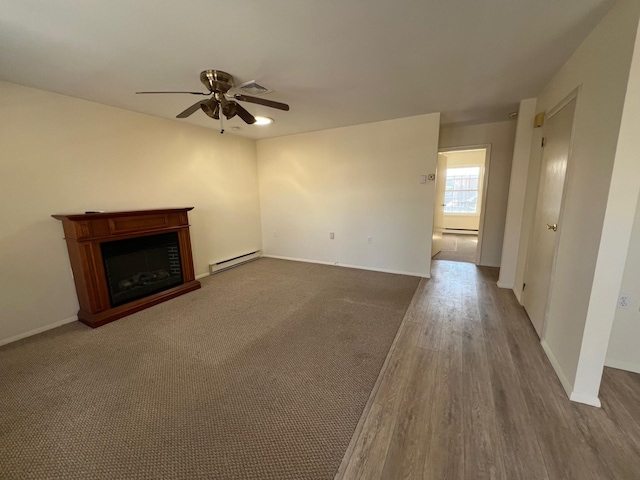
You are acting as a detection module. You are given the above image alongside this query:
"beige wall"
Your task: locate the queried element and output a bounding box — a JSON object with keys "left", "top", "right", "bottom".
{"left": 440, "top": 150, "right": 485, "bottom": 232}
{"left": 0, "top": 82, "right": 262, "bottom": 345}
{"left": 257, "top": 114, "right": 441, "bottom": 277}
{"left": 513, "top": 0, "right": 640, "bottom": 404}
{"left": 439, "top": 121, "right": 516, "bottom": 267}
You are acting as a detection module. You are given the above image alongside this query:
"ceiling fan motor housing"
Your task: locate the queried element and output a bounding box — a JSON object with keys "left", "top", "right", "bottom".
{"left": 200, "top": 70, "right": 234, "bottom": 93}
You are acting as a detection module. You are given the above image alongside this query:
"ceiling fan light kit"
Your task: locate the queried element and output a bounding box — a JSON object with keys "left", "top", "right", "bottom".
{"left": 200, "top": 99, "right": 219, "bottom": 119}
{"left": 136, "top": 70, "right": 289, "bottom": 133}
{"left": 254, "top": 116, "right": 273, "bottom": 125}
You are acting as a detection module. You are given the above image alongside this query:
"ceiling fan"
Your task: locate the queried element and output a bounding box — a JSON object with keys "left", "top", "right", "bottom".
{"left": 136, "top": 70, "right": 289, "bottom": 131}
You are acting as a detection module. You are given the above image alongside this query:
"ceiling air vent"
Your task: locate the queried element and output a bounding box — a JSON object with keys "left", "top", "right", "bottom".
{"left": 239, "top": 80, "right": 272, "bottom": 96}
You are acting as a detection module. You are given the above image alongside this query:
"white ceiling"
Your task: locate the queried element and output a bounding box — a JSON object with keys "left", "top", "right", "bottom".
{"left": 0, "top": 0, "right": 614, "bottom": 139}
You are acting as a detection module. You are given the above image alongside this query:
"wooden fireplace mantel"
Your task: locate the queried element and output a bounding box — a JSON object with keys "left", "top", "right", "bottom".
{"left": 53, "top": 208, "right": 201, "bottom": 328}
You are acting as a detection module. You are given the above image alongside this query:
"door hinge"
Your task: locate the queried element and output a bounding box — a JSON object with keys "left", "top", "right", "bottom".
{"left": 541, "top": 137, "right": 546, "bottom": 147}
{"left": 523, "top": 283, "right": 526, "bottom": 291}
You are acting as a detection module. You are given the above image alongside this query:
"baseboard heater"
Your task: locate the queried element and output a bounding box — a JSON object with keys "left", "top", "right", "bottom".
{"left": 209, "top": 250, "right": 261, "bottom": 275}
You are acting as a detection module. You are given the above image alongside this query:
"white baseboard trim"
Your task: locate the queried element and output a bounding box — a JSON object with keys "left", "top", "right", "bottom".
{"left": 605, "top": 358, "right": 640, "bottom": 374}
{"left": 0, "top": 315, "right": 78, "bottom": 347}
{"left": 569, "top": 391, "right": 602, "bottom": 408}
{"left": 443, "top": 230, "right": 478, "bottom": 236}
{"left": 496, "top": 281, "right": 513, "bottom": 289}
{"left": 514, "top": 290, "right": 523, "bottom": 304}
{"left": 541, "top": 339, "right": 601, "bottom": 408}
{"left": 261, "top": 254, "right": 430, "bottom": 278}
{"left": 195, "top": 272, "right": 210, "bottom": 280}
{"left": 540, "top": 339, "right": 574, "bottom": 398}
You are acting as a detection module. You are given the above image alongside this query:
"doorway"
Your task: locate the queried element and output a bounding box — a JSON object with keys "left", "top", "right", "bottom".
{"left": 432, "top": 146, "right": 490, "bottom": 264}
{"left": 522, "top": 93, "right": 577, "bottom": 337}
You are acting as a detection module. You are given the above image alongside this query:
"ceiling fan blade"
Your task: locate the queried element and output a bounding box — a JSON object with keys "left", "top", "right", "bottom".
{"left": 234, "top": 94, "right": 289, "bottom": 111}
{"left": 235, "top": 103, "right": 256, "bottom": 124}
{"left": 176, "top": 100, "right": 206, "bottom": 118}
{"left": 136, "top": 91, "right": 210, "bottom": 95}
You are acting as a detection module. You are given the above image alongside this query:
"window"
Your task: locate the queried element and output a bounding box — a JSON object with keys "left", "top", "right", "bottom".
{"left": 444, "top": 166, "right": 480, "bottom": 214}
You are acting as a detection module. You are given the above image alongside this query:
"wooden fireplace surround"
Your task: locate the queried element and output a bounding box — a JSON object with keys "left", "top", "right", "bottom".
{"left": 53, "top": 208, "right": 201, "bottom": 328}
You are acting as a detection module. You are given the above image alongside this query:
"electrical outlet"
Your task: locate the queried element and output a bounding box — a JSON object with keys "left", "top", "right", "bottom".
{"left": 618, "top": 294, "right": 630, "bottom": 309}
{"left": 367, "top": 236, "right": 373, "bottom": 244}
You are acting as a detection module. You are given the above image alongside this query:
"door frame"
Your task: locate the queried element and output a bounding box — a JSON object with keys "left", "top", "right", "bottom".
{"left": 523, "top": 87, "right": 581, "bottom": 339}
{"left": 437, "top": 144, "right": 491, "bottom": 265}
{"left": 432, "top": 153, "right": 448, "bottom": 258}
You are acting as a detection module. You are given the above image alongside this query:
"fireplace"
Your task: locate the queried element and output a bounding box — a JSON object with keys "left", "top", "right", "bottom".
{"left": 53, "top": 208, "right": 201, "bottom": 328}
{"left": 101, "top": 232, "right": 184, "bottom": 307}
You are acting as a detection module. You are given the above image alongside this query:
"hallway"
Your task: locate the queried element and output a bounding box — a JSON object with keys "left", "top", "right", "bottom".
{"left": 338, "top": 260, "right": 640, "bottom": 480}
{"left": 432, "top": 233, "right": 478, "bottom": 263}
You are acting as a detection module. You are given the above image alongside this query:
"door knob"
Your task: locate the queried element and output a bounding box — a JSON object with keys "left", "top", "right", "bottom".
{"left": 546, "top": 223, "right": 558, "bottom": 231}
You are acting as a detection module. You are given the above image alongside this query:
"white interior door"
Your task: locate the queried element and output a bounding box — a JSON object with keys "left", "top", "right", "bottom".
{"left": 523, "top": 97, "right": 577, "bottom": 337}
{"left": 431, "top": 154, "right": 447, "bottom": 257}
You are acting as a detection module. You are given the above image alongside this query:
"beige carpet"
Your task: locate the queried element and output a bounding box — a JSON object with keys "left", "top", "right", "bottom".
{"left": 432, "top": 233, "right": 478, "bottom": 263}
{"left": 0, "top": 258, "right": 419, "bottom": 480}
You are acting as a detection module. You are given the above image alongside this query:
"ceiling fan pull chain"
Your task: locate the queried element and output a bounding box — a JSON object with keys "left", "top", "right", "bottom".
{"left": 219, "top": 114, "right": 224, "bottom": 134}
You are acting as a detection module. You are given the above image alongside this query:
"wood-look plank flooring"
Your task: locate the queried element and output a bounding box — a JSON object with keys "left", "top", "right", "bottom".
{"left": 337, "top": 260, "right": 640, "bottom": 480}
{"left": 432, "top": 234, "right": 478, "bottom": 263}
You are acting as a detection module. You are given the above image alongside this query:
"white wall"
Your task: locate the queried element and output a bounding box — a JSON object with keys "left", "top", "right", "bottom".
{"left": 499, "top": 98, "right": 537, "bottom": 291}
{"left": 257, "top": 113, "right": 441, "bottom": 277}
{"left": 439, "top": 121, "right": 516, "bottom": 267}
{"left": 513, "top": 0, "right": 640, "bottom": 405}
{"left": 578, "top": 14, "right": 640, "bottom": 394}
{"left": 606, "top": 194, "right": 640, "bottom": 374}
{"left": 440, "top": 150, "right": 485, "bottom": 232}
{"left": 0, "top": 82, "right": 262, "bottom": 345}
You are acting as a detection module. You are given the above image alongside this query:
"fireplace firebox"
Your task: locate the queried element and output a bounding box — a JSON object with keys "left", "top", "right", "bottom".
{"left": 53, "top": 208, "right": 201, "bottom": 328}
{"left": 101, "top": 232, "right": 184, "bottom": 307}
